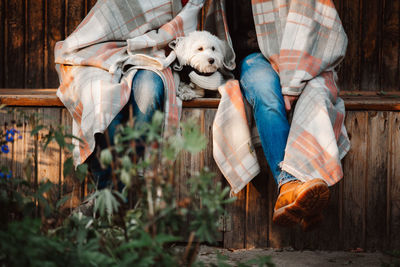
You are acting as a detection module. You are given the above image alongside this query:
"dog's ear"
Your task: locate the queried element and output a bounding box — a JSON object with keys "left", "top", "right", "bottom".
{"left": 218, "top": 39, "right": 236, "bottom": 71}
{"left": 168, "top": 36, "right": 183, "bottom": 50}
{"left": 169, "top": 36, "right": 187, "bottom": 71}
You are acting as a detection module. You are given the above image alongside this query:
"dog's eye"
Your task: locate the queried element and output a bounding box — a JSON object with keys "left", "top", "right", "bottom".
{"left": 212, "top": 46, "right": 215, "bottom": 51}
{"left": 198, "top": 47, "right": 203, "bottom": 51}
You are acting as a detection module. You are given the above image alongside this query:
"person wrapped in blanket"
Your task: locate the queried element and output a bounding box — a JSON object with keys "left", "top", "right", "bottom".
{"left": 55, "top": 0, "right": 235, "bottom": 189}
{"left": 228, "top": 0, "right": 350, "bottom": 231}
{"left": 55, "top": 0, "right": 236, "bottom": 203}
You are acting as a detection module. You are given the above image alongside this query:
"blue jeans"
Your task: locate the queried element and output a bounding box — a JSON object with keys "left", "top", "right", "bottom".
{"left": 88, "top": 70, "right": 164, "bottom": 189}
{"left": 239, "top": 53, "right": 297, "bottom": 188}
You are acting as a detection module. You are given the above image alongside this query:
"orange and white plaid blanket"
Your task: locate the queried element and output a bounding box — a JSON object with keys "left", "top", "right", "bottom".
{"left": 55, "top": 0, "right": 235, "bottom": 166}
{"left": 213, "top": 0, "right": 350, "bottom": 193}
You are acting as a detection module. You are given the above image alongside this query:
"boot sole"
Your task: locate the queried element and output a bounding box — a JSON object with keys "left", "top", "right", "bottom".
{"left": 272, "top": 179, "right": 330, "bottom": 227}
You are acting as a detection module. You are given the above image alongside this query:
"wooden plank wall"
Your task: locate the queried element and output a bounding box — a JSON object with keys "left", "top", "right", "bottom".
{"left": 0, "top": 0, "right": 398, "bottom": 91}
{"left": 0, "top": 0, "right": 97, "bottom": 89}
{"left": 1, "top": 107, "right": 400, "bottom": 251}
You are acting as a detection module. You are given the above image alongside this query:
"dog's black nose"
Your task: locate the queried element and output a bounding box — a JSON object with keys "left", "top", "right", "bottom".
{"left": 208, "top": 58, "right": 215, "bottom": 64}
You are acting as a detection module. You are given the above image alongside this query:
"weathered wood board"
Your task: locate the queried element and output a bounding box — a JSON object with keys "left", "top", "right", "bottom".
{"left": 389, "top": 113, "right": 400, "bottom": 250}
{"left": 342, "top": 112, "right": 367, "bottom": 250}
{"left": 0, "top": 0, "right": 4, "bottom": 88}
{"left": 26, "top": 0, "right": 45, "bottom": 88}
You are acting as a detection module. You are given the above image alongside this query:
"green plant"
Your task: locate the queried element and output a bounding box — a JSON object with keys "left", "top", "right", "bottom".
{"left": 89, "top": 111, "right": 236, "bottom": 266}
{"left": 381, "top": 250, "right": 400, "bottom": 267}
{"left": 0, "top": 107, "right": 274, "bottom": 267}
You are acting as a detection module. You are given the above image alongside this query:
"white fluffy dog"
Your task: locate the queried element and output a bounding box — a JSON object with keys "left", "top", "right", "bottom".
{"left": 170, "top": 31, "right": 228, "bottom": 100}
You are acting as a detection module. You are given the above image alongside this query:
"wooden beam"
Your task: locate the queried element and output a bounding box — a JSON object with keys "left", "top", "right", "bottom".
{"left": 0, "top": 89, "right": 63, "bottom": 106}
{"left": 1, "top": 89, "right": 400, "bottom": 110}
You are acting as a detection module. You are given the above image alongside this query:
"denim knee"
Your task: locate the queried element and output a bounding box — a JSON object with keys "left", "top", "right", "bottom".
{"left": 239, "top": 53, "right": 283, "bottom": 111}
{"left": 131, "top": 70, "right": 164, "bottom": 116}
{"left": 107, "top": 111, "right": 125, "bottom": 145}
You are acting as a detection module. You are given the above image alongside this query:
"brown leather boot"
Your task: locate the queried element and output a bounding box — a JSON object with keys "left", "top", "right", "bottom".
{"left": 272, "top": 178, "right": 330, "bottom": 227}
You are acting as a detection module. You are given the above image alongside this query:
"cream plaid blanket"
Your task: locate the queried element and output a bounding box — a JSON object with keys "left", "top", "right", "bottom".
{"left": 55, "top": 0, "right": 235, "bottom": 166}
{"left": 213, "top": 0, "right": 350, "bottom": 193}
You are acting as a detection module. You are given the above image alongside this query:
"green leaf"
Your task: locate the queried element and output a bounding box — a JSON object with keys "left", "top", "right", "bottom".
{"left": 92, "top": 189, "right": 121, "bottom": 220}
{"left": 100, "top": 149, "right": 113, "bottom": 167}
{"left": 43, "top": 132, "right": 54, "bottom": 151}
{"left": 182, "top": 121, "right": 207, "bottom": 154}
{"left": 56, "top": 195, "right": 71, "bottom": 209}
{"left": 120, "top": 169, "right": 131, "bottom": 187}
{"left": 76, "top": 164, "right": 88, "bottom": 183}
{"left": 222, "top": 196, "right": 237, "bottom": 204}
{"left": 69, "top": 135, "right": 84, "bottom": 144}
{"left": 151, "top": 110, "right": 164, "bottom": 128}
{"left": 31, "top": 125, "right": 45, "bottom": 136}
{"left": 221, "top": 187, "right": 231, "bottom": 198}
{"left": 131, "top": 231, "right": 153, "bottom": 248}
{"left": 36, "top": 181, "right": 53, "bottom": 195}
{"left": 163, "top": 135, "right": 184, "bottom": 160}
{"left": 66, "top": 143, "right": 75, "bottom": 152}
{"left": 154, "top": 234, "right": 181, "bottom": 244}
{"left": 121, "top": 155, "right": 132, "bottom": 171}
{"left": 54, "top": 131, "right": 66, "bottom": 148}
{"left": 63, "top": 157, "right": 74, "bottom": 178}
{"left": 105, "top": 190, "right": 114, "bottom": 219}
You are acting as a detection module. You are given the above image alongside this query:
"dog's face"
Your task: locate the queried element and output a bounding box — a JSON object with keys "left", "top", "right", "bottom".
{"left": 173, "top": 31, "right": 226, "bottom": 73}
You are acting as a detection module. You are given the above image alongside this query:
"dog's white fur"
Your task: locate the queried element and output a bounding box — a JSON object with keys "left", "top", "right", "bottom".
{"left": 175, "top": 31, "right": 226, "bottom": 73}
{"left": 171, "top": 31, "right": 227, "bottom": 100}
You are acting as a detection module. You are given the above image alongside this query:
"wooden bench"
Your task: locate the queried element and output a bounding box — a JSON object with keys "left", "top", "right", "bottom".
{"left": 0, "top": 89, "right": 400, "bottom": 251}
{"left": 1, "top": 89, "right": 400, "bottom": 110}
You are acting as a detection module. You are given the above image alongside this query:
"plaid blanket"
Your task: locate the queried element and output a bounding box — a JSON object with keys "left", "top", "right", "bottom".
{"left": 213, "top": 0, "right": 350, "bottom": 193}
{"left": 55, "top": 0, "right": 235, "bottom": 166}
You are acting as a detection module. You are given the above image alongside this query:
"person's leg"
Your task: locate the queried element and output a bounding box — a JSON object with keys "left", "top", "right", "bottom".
{"left": 130, "top": 69, "right": 164, "bottom": 157}
{"left": 239, "top": 52, "right": 297, "bottom": 188}
{"left": 239, "top": 53, "right": 329, "bottom": 230}
{"left": 87, "top": 69, "right": 164, "bottom": 189}
{"left": 87, "top": 111, "right": 126, "bottom": 190}
{"left": 130, "top": 69, "right": 164, "bottom": 128}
